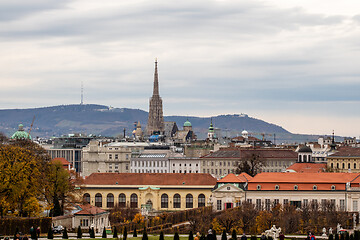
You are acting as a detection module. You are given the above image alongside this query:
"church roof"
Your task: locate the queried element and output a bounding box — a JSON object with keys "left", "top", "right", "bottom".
{"left": 11, "top": 124, "right": 32, "bottom": 140}
{"left": 184, "top": 120, "right": 192, "bottom": 127}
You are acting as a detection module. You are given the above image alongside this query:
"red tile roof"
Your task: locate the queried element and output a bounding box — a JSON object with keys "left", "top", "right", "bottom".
{"left": 75, "top": 204, "right": 107, "bottom": 215}
{"left": 83, "top": 173, "right": 217, "bottom": 186}
{"left": 248, "top": 172, "right": 360, "bottom": 191}
{"left": 286, "top": 163, "right": 327, "bottom": 173}
{"left": 52, "top": 157, "right": 71, "bottom": 166}
{"left": 218, "top": 173, "right": 252, "bottom": 183}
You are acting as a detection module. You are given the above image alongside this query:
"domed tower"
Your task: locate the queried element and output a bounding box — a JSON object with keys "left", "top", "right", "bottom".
{"left": 11, "top": 124, "right": 32, "bottom": 140}
{"left": 298, "top": 145, "right": 313, "bottom": 162}
{"left": 183, "top": 119, "right": 192, "bottom": 131}
{"left": 241, "top": 130, "right": 249, "bottom": 139}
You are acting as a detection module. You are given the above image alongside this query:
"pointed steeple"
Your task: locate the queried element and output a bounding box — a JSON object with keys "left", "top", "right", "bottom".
{"left": 153, "top": 58, "right": 159, "bottom": 96}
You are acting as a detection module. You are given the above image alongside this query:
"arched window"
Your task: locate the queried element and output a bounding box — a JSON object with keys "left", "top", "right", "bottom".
{"left": 83, "top": 193, "right": 90, "bottom": 204}
{"left": 95, "top": 193, "right": 102, "bottom": 207}
{"left": 118, "top": 194, "right": 126, "bottom": 208}
{"left": 186, "top": 194, "right": 193, "bottom": 208}
{"left": 355, "top": 163, "right": 357, "bottom": 169}
{"left": 161, "top": 194, "right": 168, "bottom": 208}
{"left": 342, "top": 163, "right": 345, "bottom": 169}
{"left": 173, "top": 194, "right": 181, "bottom": 208}
{"left": 198, "top": 194, "right": 205, "bottom": 207}
{"left": 303, "top": 155, "right": 307, "bottom": 162}
{"left": 298, "top": 155, "right": 302, "bottom": 162}
{"left": 130, "top": 194, "right": 138, "bottom": 208}
{"left": 337, "top": 163, "right": 339, "bottom": 168}
{"left": 348, "top": 163, "right": 351, "bottom": 169}
{"left": 331, "top": 163, "right": 334, "bottom": 168}
{"left": 107, "top": 193, "right": 114, "bottom": 208}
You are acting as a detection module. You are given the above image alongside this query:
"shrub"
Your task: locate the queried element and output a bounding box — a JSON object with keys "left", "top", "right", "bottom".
{"left": 232, "top": 230, "right": 237, "bottom": 240}
{"left": 250, "top": 236, "right": 257, "bottom": 240}
{"left": 62, "top": 228, "right": 68, "bottom": 239}
{"left": 77, "top": 226, "right": 82, "bottom": 239}
{"left": 189, "top": 231, "right": 194, "bottom": 240}
{"left": 329, "top": 234, "right": 334, "bottom": 240}
{"left": 102, "top": 227, "right": 107, "bottom": 239}
{"left": 142, "top": 227, "right": 148, "bottom": 240}
{"left": 222, "top": 230, "right": 227, "bottom": 240}
{"left": 113, "top": 227, "right": 118, "bottom": 239}
{"left": 133, "top": 226, "right": 137, "bottom": 237}
{"left": 174, "top": 232, "right": 180, "bottom": 240}
{"left": 90, "top": 228, "right": 95, "bottom": 238}
{"left": 123, "top": 227, "right": 127, "bottom": 240}
{"left": 335, "top": 234, "right": 340, "bottom": 240}
{"left": 47, "top": 227, "right": 53, "bottom": 239}
{"left": 160, "top": 231, "right": 164, "bottom": 240}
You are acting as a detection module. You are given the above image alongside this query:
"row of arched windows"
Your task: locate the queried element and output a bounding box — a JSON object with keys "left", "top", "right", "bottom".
{"left": 83, "top": 193, "right": 206, "bottom": 209}
{"left": 330, "top": 162, "right": 357, "bottom": 169}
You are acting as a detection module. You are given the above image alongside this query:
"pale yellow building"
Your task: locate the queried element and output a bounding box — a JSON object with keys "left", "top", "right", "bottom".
{"left": 327, "top": 147, "right": 360, "bottom": 173}
{"left": 81, "top": 173, "right": 217, "bottom": 212}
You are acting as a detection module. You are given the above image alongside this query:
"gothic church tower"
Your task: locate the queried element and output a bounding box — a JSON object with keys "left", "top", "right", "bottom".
{"left": 146, "top": 59, "right": 164, "bottom": 135}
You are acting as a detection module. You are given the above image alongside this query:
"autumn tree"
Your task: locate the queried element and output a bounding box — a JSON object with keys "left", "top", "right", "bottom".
{"left": 235, "top": 153, "right": 265, "bottom": 177}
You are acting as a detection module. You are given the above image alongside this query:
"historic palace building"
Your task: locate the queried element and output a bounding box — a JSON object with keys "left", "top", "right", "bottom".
{"left": 147, "top": 60, "right": 165, "bottom": 136}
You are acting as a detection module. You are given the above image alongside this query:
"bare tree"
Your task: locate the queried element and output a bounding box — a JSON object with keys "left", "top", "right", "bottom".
{"left": 236, "top": 153, "right": 265, "bottom": 177}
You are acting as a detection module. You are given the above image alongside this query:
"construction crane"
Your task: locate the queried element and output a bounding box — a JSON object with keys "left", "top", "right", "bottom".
{"left": 28, "top": 116, "right": 35, "bottom": 136}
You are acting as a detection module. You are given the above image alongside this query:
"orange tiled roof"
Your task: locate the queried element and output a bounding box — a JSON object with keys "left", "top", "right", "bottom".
{"left": 83, "top": 173, "right": 217, "bottom": 186}
{"left": 75, "top": 204, "right": 107, "bottom": 215}
{"left": 52, "top": 157, "right": 71, "bottom": 166}
{"left": 218, "top": 172, "right": 253, "bottom": 183}
{"left": 287, "top": 163, "right": 327, "bottom": 173}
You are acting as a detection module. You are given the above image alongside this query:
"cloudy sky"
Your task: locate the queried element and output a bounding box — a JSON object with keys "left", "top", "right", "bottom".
{"left": 0, "top": 0, "right": 360, "bottom": 137}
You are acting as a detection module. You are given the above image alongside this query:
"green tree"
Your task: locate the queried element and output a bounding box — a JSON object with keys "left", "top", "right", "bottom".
{"left": 174, "top": 232, "right": 180, "bottom": 240}
{"left": 142, "top": 227, "right": 148, "bottom": 240}
{"left": 77, "top": 226, "right": 82, "bottom": 239}
{"left": 113, "top": 227, "right": 118, "bottom": 239}
{"left": 222, "top": 230, "right": 227, "bottom": 240}
{"left": 189, "top": 231, "right": 194, "bottom": 240}
{"left": 102, "top": 227, "right": 107, "bottom": 239}
{"left": 62, "top": 227, "right": 68, "bottom": 239}
{"left": 90, "top": 228, "right": 95, "bottom": 238}
{"left": 123, "top": 227, "right": 127, "bottom": 240}
{"left": 47, "top": 226, "right": 54, "bottom": 239}
{"left": 133, "top": 226, "right": 137, "bottom": 237}
{"left": 232, "top": 229, "right": 237, "bottom": 240}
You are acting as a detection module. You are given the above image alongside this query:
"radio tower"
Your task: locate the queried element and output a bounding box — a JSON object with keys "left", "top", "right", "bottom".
{"left": 81, "top": 81, "right": 84, "bottom": 105}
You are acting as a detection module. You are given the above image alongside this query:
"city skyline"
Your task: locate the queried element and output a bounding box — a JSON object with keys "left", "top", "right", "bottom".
{"left": 0, "top": 0, "right": 360, "bottom": 137}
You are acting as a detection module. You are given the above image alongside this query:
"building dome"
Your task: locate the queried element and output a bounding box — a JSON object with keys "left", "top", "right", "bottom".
{"left": 11, "top": 124, "right": 32, "bottom": 140}
{"left": 184, "top": 120, "right": 192, "bottom": 127}
{"left": 241, "top": 130, "right": 248, "bottom": 135}
{"left": 298, "top": 145, "right": 312, "bottom": 153}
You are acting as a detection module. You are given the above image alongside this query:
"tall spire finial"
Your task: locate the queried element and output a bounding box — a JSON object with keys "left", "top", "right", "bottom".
{"left": 153, "top": 58, "right": 159, "bottom": 96}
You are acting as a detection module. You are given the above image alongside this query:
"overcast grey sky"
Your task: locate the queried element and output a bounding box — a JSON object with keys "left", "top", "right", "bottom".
{"left": 0, "top": 0, "right": 359, "bottom": 137}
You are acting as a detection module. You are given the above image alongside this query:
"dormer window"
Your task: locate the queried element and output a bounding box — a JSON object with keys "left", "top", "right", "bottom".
{"left": 313, "top": 185, "right": 317, "bottom": 190}
{"left": 294, "top": 185, "right": 298, "bottom": 190}
{"left": 331, "top": 185, "right": 336, "bottom": 190}
{"left": 275, "top": 185, "right": 280, "bottom": 190}
{"left": 257, "top": 185, "right": 261, "bottom": 190}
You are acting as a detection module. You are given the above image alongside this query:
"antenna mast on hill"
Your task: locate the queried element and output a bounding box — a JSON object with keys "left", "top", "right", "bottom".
{"left": 81, "top": 81, "right": 84, "bottom": 105}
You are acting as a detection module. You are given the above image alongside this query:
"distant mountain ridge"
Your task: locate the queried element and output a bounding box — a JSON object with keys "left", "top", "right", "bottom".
{"left": 0, "top": 104, "right": 319, "bottom": 143}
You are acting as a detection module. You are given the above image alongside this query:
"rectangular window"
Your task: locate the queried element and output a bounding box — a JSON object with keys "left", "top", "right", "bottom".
{"left": 109, "top": 163, "right": 112, "bottom": 169}
{"left": 247, "top": 199, "right": 252, "bottom": 204}
{"left": 126, "top": 154, "right": 129, "bottom": 160}
{"left": 256, "top": 199, "right": 262, "bottom": 210}
{"left": 340, "top": 199, "right": 345, "bottom": 211}
{"left": 115, "top": 154, "right": 118, "bottom": 159}
{"left": 126, "top": 164, "right": 129, "bottom": 170}
{"left": 217, "top": 200, "right": 222, "bottom": 211}
{"left": 115, "top": 163, "right": 119, "bottom": 169}
{"left": 109, "top": 154, "right": 112, "bottom": 160}
{"left": 303, "top": 199, "right": 308, "bottom": 207}
{"left": 265, "top": 199, "right": 271, "bottom": 211}
{"left": 274, "top": 199, "right": 279, "bottom": 206}
{"left": 354, "top": 200, "right": 358, "bottom": 212}
{"left": 283, "top": 199, "right": 289, "bottom": 205}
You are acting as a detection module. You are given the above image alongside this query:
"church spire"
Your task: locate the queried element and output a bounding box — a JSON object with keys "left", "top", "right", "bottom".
{"left": 153, "top": 58, "right": 159, "bottom": 96}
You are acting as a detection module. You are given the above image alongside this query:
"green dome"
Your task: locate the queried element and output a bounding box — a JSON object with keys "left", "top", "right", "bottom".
{"left": 11, "top": 124, "right": 32, "bottom": 140}
{"left": 184, "top": 120, "right": 192, "bottom": 127}
{"left": 209, "top": 122, "right": 214, "bottom": 132}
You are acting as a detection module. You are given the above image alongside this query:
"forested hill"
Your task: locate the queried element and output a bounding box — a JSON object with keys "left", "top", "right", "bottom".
{"left": 0, "top": 104, "right": 316, "bottom": 142}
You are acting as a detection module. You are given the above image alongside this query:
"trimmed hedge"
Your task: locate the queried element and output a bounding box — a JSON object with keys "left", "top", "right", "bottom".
{"left": 0, "top": 217, "right": 51, "bottom": 235}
